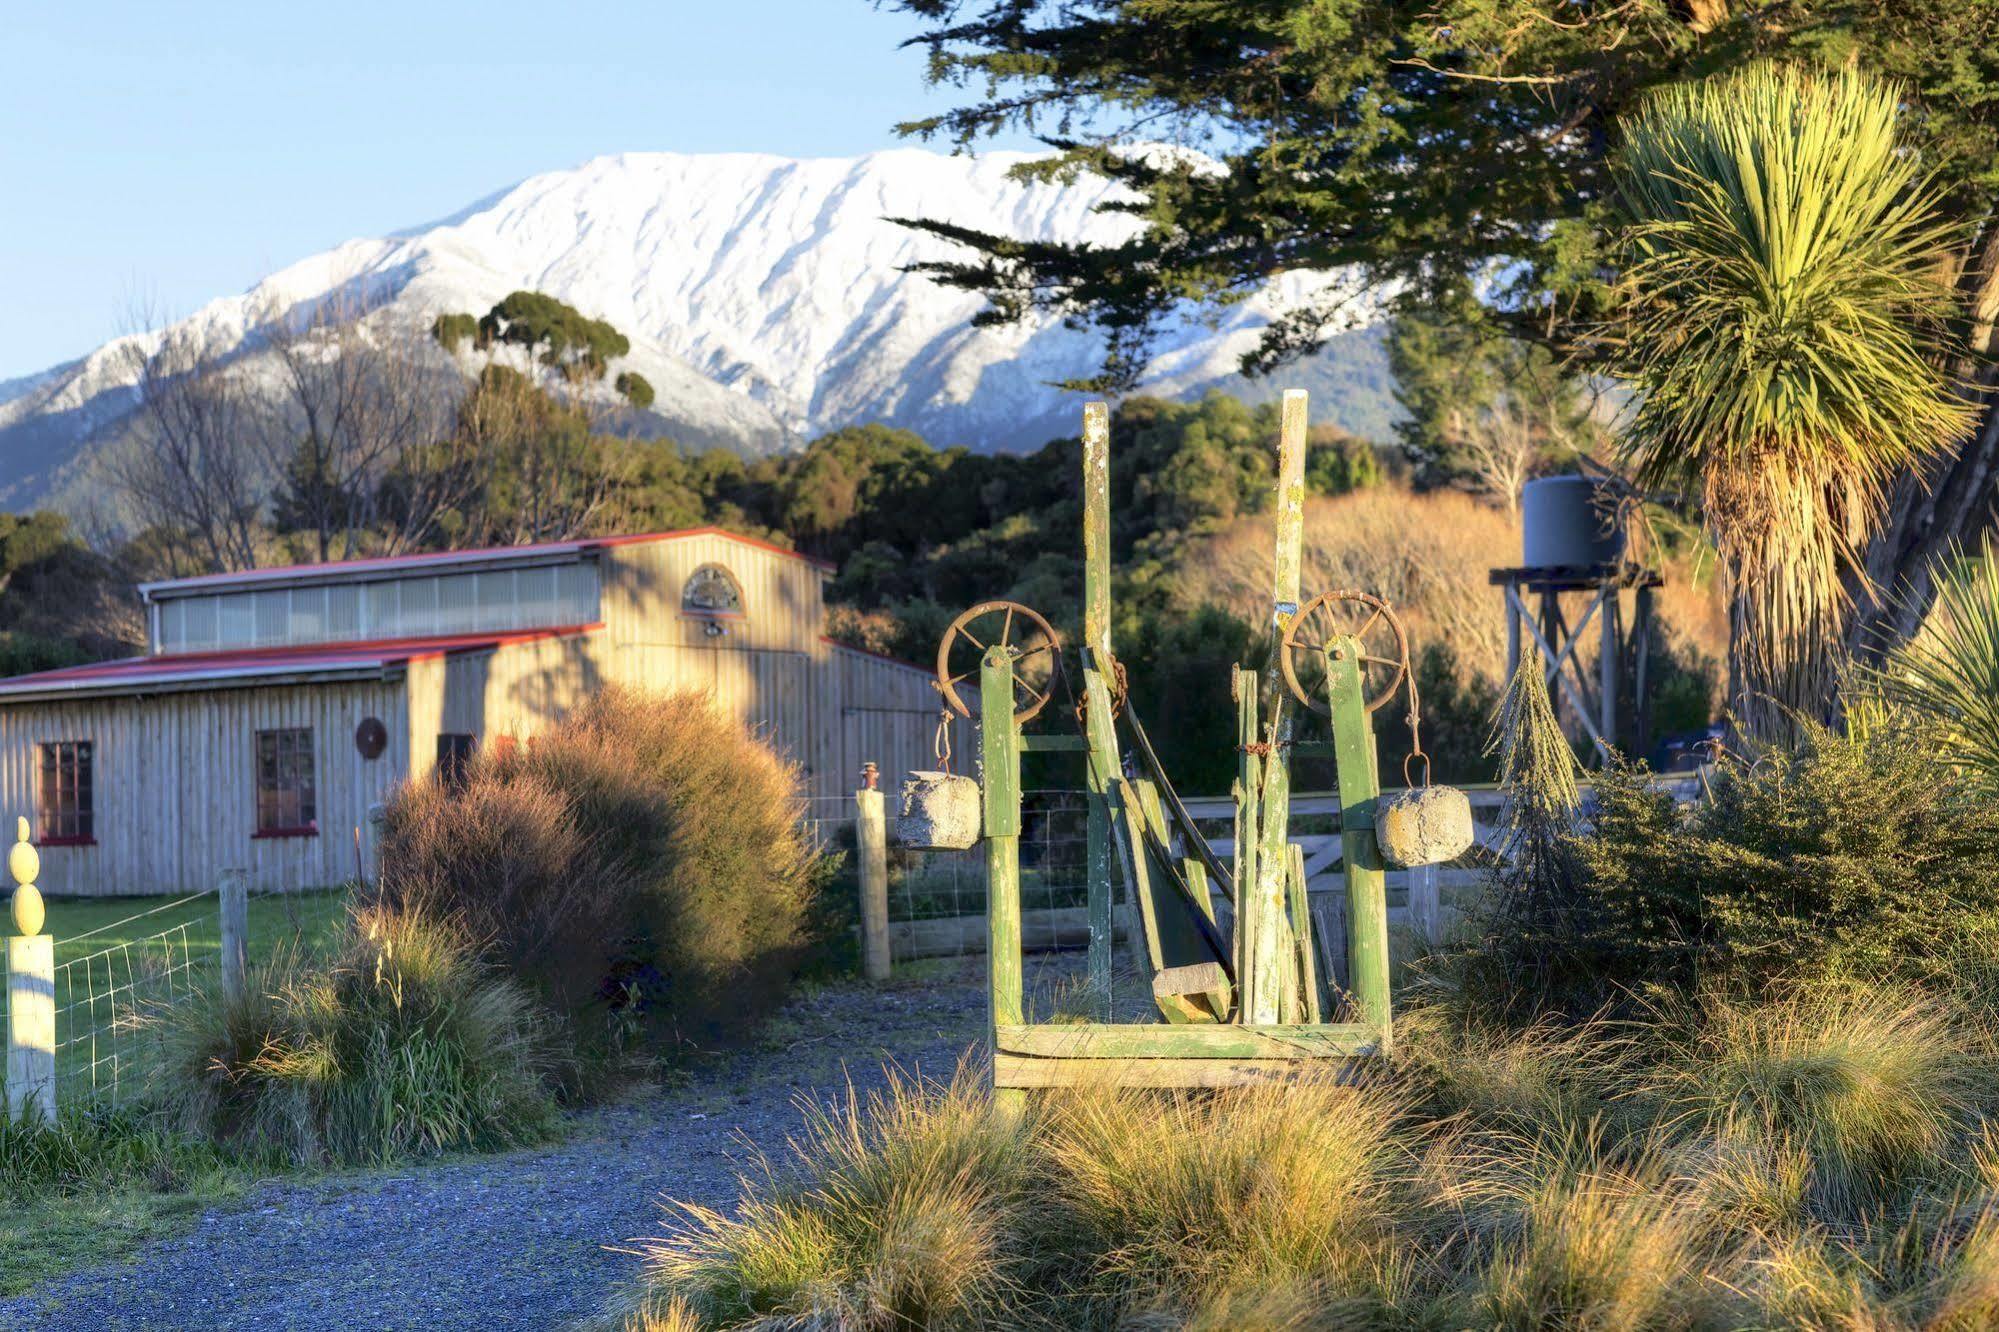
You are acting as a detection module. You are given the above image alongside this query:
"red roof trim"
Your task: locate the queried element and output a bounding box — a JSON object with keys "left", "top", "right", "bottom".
{"left": 141, "top": 527, "right": 833, "bottom": 597}
{"left": 0, "top": 623, "right": 602, "bottom": 694}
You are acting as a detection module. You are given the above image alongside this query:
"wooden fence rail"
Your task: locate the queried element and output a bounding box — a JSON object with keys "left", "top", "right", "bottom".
{"left": 854, "top": 773, "right": 1704, "bottom": 968}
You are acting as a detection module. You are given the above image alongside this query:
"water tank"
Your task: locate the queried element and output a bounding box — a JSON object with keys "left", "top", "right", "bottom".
{"left": 1521, "top": 476, "right": 1625, "bottom": 569}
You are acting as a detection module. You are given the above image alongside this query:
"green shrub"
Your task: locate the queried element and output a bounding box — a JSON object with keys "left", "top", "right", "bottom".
{"left": 161, "top": 908, "right": 560, "bottom": 1167}
{"left": 376, "top": 686, "right": 824, "bottom": 1049}
{"left": 1572, "top": 722, "right": 1999, "bottom": 995}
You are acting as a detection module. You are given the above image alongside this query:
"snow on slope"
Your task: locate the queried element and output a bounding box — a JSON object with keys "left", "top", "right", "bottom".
{"left": 0, "top": 149, "right": 1386, "bottom": 511}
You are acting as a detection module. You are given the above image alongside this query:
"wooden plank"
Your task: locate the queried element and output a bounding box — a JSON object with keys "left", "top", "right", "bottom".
{"left": 996, "top": 1022, "right": 1377, "bottom": 1059}
{"left": 980, "top": 651, "right": 1024, "bottom": 1117}
{"left": 1081, "top": 401, "right": 1115, "bottom": 1021}
{"left": 1019, "top": 734, "right": 1090, "bottom": 753}
{"left": 1153, "top": 960, "right": 1231, "bottom": 1024}
{"left": 1286, "top": 842, "right": 1323, "bottom": 1024}
{"left": 1232, "top": 665, "right": 1260, "bottom": 1010}
{"left": 996, "top": 1056, "right": 1359, "bottom": 1089}
{"left": 886, "top": 905, "right": 1127, "bottom": 959}
{"left": 1246, "top": 389, "right": 1310, "bottom": 1025}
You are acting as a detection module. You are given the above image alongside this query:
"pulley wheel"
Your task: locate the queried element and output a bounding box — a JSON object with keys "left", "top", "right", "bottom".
{"left": 934, "top": 600, "right": 1063, "bottom": 724}
{"left": 1279, "top": 590, "right": 1411, "bottom": 715}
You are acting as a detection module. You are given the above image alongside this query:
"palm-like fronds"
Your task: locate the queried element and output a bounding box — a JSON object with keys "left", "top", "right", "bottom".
{"left": 1873, "top": 538, "right": 1999, "bottom": 789}
{"left": 1607, "top": 63, "right": 1972, "bottom": 741}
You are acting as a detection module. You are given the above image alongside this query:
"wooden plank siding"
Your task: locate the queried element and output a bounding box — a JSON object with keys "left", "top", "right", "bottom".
{"left": 830, "top": 645, "right": 976, "bottom": 799}
{"left": 0, "top": 678, "right": 407, "bottom": 897}
{"left": 1, "top": 529, "right": 978, "bottom": 893}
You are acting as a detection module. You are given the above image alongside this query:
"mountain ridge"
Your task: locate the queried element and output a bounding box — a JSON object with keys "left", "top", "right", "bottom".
{"left": 0, "top": 148, "right": 1397, "bottom": 514}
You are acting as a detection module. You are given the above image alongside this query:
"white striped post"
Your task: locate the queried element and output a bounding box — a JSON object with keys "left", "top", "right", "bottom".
{"left": 8, "top": 816, "right": 56, "bottom": 1123}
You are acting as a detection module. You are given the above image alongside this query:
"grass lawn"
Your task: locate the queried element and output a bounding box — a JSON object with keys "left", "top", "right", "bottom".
{"left": 43, "top": 887, "right": 352, "bottom": 971}
{"left": 4, "top": 888, "right": 351, "bottom": 1098}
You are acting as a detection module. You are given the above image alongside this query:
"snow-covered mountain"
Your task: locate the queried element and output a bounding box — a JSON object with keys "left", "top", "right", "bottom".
{"left": 0, "top": 149, "right": 1394, "bottom": 512}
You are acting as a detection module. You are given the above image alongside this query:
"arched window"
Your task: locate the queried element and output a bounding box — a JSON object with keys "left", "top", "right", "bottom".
{"left": 682, "top": 563, "right": 744, "bottom": 618}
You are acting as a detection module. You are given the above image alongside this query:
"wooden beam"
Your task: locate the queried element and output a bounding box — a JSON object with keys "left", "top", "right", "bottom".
{"left": 996, "top": 1057, "right": 1360, "bottom": 1089}
{"left": 981, "top": 648, "right": 1024, "bottom": 1117}
{"left": 1247, "top": 389, "right": 1310, "bottom": 1024}
{"left": 1081, "top": 400, "right": 1115, "bottom": 1020}
{"left": 996, "top": 1022, "right": 1377, "bottom": 1059}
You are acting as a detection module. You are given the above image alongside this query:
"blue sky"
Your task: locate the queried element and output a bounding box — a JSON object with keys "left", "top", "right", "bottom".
{"left": 0, "top": 2, "right": 1036, "bottom": 379}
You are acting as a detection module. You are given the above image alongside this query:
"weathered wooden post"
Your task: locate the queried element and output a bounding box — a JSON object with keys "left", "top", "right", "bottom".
{"left": 219, "top": 867, "right": 249, "bottom": 1000}
{"left": 7, "top": 817, "right": 56, "bottom": 1123}
{"left": 981, "top": 646, "right": 1026, "bottom": 1117}
{"left": 1246, "top": 389, "right": 1310, "bottom": 1024}
{"left": 1079, "top": 401, "right": 1117, "bottom": 1020}
{"left": 854, "top": 764, "right": 892, "bottom": 982}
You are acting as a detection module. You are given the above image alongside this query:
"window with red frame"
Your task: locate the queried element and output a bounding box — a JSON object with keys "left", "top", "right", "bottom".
{"left": 37, "top": 741, "right": 92, "bottom": 843}
{"left": 255, "top": 728, "right": 316, "bottom": 835}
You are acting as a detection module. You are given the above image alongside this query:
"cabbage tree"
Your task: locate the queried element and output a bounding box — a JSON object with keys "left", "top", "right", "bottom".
{"left": 1607, "top": 64, "right": 1972, "bottom": 743}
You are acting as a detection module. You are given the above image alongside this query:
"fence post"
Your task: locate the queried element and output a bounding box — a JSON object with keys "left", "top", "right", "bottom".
{"left": 7, "top": 817, "right": 55, "bottom": 1123}
{"left": 854, "top": 765, "right": 891, "bottom": 982}
{"left": 1409, "top": 863, "right": 1440, "bottom": 946}
{"left": 219, "top": 867, "right": 249, "bottom": 1001}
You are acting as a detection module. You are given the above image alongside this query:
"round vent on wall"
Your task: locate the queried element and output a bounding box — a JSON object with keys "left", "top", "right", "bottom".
{"left": 355, "top": 717, "right": 388, "bottom": 760}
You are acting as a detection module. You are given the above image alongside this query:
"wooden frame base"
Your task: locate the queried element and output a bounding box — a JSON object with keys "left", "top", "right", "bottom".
{"left": 994, "top": 1022, "right": 1380, "bottom": 1089}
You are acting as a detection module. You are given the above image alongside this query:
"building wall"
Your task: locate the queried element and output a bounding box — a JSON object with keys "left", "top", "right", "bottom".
{"left": 830, "top": 644, "right": 976, "bottom": 794}
{"left": 2, "top": 534, "right": 973, "bottom": 895}
{"left": 0, "top": 678, "right": 409, "bottom": 897}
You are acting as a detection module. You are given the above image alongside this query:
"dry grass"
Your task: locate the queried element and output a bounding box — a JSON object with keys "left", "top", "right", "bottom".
{"left": 1169, "top": 485, "right": 1725, "bottom": 698}
{"left": 619, "top": 978, "right": 1999, "bottom": 1330}
{"left": 637, "top": 1063, "right": 1033, "bottom": 1331}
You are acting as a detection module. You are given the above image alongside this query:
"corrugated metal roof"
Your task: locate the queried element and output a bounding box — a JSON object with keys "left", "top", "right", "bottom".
{"left": 0, "top": 624, "right": 602, "bottom": 702}
{"left": 139, "top": 527, "right": 833, "bottom": 599}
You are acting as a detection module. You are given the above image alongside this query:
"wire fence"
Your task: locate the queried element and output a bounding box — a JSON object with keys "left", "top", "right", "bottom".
{"left": 804, "top": 788, "right": 1097, "bottom": 959}
{"left": 0, "top": 893, "right": 216, "bottom": 1112}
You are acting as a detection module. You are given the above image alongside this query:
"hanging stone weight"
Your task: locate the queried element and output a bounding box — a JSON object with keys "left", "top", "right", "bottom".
{"left": 894, "top": 771, "right": 982, "bottom": 851}
{"left": 1375, "top": 784, "right": 1476, "bottom": 869}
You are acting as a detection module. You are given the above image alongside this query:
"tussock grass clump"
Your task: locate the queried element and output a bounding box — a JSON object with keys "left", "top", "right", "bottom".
{"left": 162, "top": 907, "right": 560, "bottom": 1167}
{"left": 639, "top": 1065, "right": 1034, "bottom": 1331}
{"left": 1647, "top": 986, "right": 1983, "bottom": 1222}
{"left": 1042, "top": 1077, "right": 1414, "bottom": 1316}
{"left": 377, "top": 686, "right": 824, "bottom": 1050}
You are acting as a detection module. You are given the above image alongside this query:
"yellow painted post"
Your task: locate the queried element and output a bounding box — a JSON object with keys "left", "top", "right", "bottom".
{"left": 855, "top": 765, "right": 892, "bottom": 982}
{"left": 8, "top": 817, "right": 56, "bottom": 1123}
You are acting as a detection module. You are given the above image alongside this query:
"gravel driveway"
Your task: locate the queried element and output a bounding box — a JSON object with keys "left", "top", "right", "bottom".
{"left": 0, "top": 956, "right": 1081, "bottom": 1332}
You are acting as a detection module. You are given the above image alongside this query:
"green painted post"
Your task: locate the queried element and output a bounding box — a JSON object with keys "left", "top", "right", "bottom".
{"left": 1324, "top": 636, "right": 1392, "bottom": 1044}
{"left": 1080, "top": 401, "right": 1115, "bottom": 1020}
{"left": 1082, "top": 664, "right": 1149, "bottom": 982}
{"left": 1231, "top": 665, "right": 1260, "bottom": 1008}
{"left": 1247, "top": 390, "right": 1309, "bottom": 1025}
{"left": 981, "top": 647, "right": 1026, "bottom": 1114}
